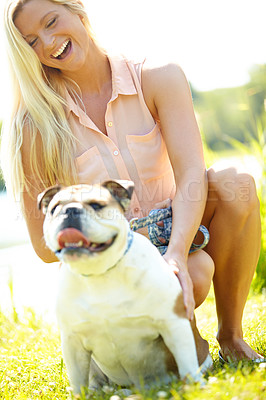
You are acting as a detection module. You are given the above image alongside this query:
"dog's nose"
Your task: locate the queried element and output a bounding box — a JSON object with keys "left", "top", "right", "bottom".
{"left": 65, "top": 207, "right": 82, "bottom": 219}
{"left": 59, "top": 205, "right": 83, "bottom": 232}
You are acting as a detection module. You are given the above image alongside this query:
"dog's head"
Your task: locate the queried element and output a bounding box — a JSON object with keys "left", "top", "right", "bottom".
{"left": 38, "top": 180, "right": 134, "bottom": 275}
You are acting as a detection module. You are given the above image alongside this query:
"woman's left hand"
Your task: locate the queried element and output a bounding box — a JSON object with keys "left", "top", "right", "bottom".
{"left": 163, "top": 254, "right": 195, "bottom": 321}
{"left": 152, "top": 198, "right": 195, "bottom": 319}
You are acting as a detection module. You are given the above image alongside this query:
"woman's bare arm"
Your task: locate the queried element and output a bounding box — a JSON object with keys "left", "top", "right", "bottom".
{"left": 21, "top": 127, "right": 58, "bottom": 263}
{"left": 142, "top": 62, "right": 208, "bottom": 319}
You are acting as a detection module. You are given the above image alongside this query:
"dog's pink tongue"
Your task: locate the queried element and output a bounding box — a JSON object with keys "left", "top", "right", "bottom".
{"left": 57, "top": 228, "right": 89, "bottom": 249}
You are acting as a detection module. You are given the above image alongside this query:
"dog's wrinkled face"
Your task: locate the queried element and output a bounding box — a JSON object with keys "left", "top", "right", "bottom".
{"left": 38, "top": 181, "right": 134, "bottom": 276}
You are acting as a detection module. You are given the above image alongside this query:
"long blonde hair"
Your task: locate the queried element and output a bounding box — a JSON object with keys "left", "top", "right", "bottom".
{"left": 1, "top": 0, "right": 97, "bottom": 202}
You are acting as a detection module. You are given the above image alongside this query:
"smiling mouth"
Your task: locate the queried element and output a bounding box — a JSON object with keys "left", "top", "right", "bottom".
{"left": 56, "top": 227, "right": 117, "bottom": 255}
{"left": 51, "top": 39, "right": 71, "bottom": 59}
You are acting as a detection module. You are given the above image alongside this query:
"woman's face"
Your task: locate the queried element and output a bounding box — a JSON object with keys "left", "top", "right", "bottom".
{"left": 14, "top": 0, "right": 91, "bottom": 74}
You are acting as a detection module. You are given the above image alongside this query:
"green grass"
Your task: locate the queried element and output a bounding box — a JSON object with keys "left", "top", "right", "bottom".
{"left": 0, "top": 290, "right": 265, "bottom": 400}
{"left": 0, "top": 309, "right": 68, "bottom": 399}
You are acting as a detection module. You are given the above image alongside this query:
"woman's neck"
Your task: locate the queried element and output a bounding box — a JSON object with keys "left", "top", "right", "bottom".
{"left": 63, "top": 41, "right": 111, "bottom": 96}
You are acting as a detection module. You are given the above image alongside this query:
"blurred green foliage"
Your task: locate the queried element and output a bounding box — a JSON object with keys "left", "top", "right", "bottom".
{"left": 192, "top": 64, "right": 266, "bottom": 151}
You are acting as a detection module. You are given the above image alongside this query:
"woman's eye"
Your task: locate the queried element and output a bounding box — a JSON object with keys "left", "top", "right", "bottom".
{"left": 46, "top": 17, "right": 56, "bottom": 28}
{"left": 29, "top": 38, "right": 38, "bottom": 47}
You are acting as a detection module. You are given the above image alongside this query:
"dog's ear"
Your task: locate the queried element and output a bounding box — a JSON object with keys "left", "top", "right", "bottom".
{"left": 37, "top": 185, "right": 62, "bottom": 215}
{"left": 102, "top": 180, "right": 134, "bottom": 211}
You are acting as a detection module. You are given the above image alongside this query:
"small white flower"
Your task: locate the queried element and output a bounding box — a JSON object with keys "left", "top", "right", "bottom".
{"left": 258, "top": 362, "right": 266, "bottom": 370}
{"left": 102, "top": 385, "right": 114, "bottom": 394}
{"left": 110, "top": 395, "right": 121, "bottom": 400}
{"left": 208, "top": 376, "right": 218, "bottom": 384}
{"left": 157, "top": 391, "right": 168, "bottom": 398}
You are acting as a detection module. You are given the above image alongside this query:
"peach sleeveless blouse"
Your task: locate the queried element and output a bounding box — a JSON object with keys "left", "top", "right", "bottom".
{"left": 67, "top": 55, "right": 176, "bottom": 220}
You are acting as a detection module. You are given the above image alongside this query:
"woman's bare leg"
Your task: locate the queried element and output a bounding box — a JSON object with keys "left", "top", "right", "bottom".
{"left": 186, "top": 250, "right": 214, "bottom": 366}
{"left": 201, "top": 164, "right": 263, "bottom": 360}
{"left": 187, "top": 250, "right": 214, "bottom": 308}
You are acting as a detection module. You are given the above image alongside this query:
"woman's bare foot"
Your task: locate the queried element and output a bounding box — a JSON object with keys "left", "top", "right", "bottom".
{"left": 218, "top": 336, "right": 265, "bottom": 362}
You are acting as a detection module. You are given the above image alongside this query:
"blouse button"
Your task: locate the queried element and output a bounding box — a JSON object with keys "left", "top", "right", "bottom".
{"left": 113, "top": 150, "right": 119, "bottom": 156}
{"left": 134, "top": 207, "right": 139, "bottom": 213}
{"left": 107, "top": 121, "right": 113, "bottom": 127}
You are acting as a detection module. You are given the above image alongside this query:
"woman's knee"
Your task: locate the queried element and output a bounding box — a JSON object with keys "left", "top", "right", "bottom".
{"left": 207, "top": 165, "right": 260, "bottom": 219}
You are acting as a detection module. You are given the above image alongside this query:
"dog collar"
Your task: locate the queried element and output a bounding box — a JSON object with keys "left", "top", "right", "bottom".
{"left": 124, "top": 228, "right": 134, "bottom": 256}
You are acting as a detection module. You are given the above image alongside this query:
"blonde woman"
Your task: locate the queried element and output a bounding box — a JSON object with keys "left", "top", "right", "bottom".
{"left": 2, "top": 0, "right": 264, "bottom": 364}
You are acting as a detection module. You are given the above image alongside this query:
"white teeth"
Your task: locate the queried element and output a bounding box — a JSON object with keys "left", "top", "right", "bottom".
{"left": 52, "top": 40, "right": 69, "bottom": 58}
{"left": 65, "top": 240, "right": 83, "bottom": 248}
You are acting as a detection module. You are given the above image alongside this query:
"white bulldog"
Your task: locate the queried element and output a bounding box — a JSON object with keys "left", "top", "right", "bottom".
{"left": 38, "top": 180, "right": 212, "bottom": 395}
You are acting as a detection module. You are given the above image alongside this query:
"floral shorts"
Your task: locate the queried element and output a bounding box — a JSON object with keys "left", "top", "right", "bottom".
{"left": 131, "top": 206, "right": 209, "bottom": 256}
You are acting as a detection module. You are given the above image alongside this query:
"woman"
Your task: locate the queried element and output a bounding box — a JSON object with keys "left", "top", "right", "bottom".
{"left": 2, "top": 0, "right": 264, "bottom": 363}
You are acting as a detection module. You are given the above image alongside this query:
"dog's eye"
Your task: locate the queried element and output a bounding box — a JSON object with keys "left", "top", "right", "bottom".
{"left": 50, "top": 204, "right": 59, "bottom": 215}
{"left": 89, "top": 202, "right": 105, "bottom": 211}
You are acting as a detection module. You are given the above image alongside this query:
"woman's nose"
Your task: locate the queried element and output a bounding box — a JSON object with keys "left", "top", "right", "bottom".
{"left": 41, "top": 33, "right": 56, "bottom": 51}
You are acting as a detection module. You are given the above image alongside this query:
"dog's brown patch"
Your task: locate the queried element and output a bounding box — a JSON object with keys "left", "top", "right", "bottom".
{"left": 173, "top": 292, "right": 186, "bottom": 318}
